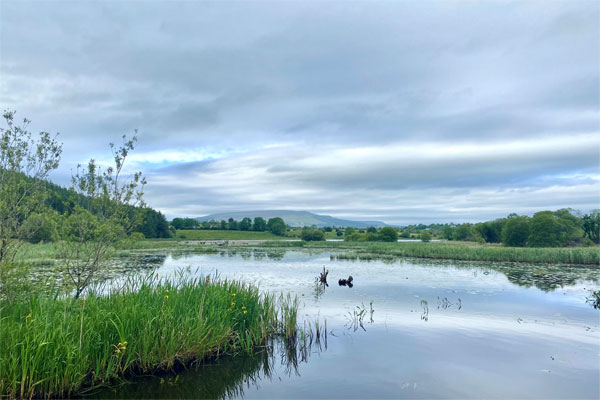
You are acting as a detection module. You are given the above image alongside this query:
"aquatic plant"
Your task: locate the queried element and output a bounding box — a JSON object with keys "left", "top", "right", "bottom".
{"left": 0, "top": 273, "right": 298, "bottom": 398}
{"left": 586, "top": 290, "right": 600, "bottom": 309}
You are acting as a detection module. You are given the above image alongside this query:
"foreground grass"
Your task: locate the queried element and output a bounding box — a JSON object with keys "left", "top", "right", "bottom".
{"left": 176, "top": 229, "right": 284, "bottom": 241}
{"left": 0, "top": 274, "right": 298, "bottom": 399}
{"left": 253, "top": 241, "right": 600, "bottom": 265}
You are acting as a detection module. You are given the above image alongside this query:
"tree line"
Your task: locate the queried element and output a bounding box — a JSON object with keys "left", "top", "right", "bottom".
{"left": 171, "top": 216, "right": 287, "bottom": 236}
{"left": 10, "top": 174, "right": 171, "bottom": 243}
{"left": 407, "top": 209, "right": 599, "bottom": 247}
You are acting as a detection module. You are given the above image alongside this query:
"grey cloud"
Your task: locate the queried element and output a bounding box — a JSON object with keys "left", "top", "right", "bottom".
{"left": 1, "top": 1, "right": 598, "bottom": 223}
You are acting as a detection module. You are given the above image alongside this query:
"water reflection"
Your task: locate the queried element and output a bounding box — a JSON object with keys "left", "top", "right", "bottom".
{"left": 83, "top": 248, "right": 598, "bottom": 399}
{"left": 331, "top": 253, "right": 600, "bottom": 292}
{"left": 89, "top": 335, "right": 325, "bottom": 399}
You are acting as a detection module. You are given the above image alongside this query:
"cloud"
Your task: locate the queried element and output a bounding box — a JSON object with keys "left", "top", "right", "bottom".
{"left": 1, "top": 1, "right": 598, "bottom": 223}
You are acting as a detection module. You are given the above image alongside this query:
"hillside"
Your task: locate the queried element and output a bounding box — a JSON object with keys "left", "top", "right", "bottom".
{"left": 195, "top": 210, "right": 387, "bottom": 228}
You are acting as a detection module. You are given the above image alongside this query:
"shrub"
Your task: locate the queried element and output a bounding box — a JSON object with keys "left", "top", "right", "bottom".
{"left": 421, "top": 231, "right": 432, "bottom": 242}
{"left": 300, "top": 228, "right": 325, "bottom": 241}
{"left": 379, "top": 227, "right": 398, "bottom": 242}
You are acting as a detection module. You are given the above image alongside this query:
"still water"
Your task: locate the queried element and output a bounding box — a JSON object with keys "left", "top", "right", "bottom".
{"left": 94, "top": 249, "right": 599, "bottom": 399}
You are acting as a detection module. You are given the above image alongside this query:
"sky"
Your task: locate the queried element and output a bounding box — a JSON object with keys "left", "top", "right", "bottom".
{"left": 1, "top": 1, "right": 598, "bottom": 225}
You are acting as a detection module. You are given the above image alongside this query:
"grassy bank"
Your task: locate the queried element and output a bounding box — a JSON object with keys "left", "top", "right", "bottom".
{"left": 252, "top": 241, "right": 600, "bottom": 265}
{"left": 0, "top": 274, "right": 298, "bottom": 398}
{"left": 175, "top": 230, "right": 284, "bottom": 241}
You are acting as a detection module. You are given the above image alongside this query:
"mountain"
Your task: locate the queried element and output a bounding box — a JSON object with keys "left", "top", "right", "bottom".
{"left": 195, "top": 210, "right": 387, "bottom": 228}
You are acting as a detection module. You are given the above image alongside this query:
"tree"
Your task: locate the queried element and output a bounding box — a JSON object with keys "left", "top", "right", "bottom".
{"left": 345, "top": 227, "right": 356, "bottom": 236}
{"left": 239, "top": 217, "right": 252, "bottom": 231}
{"left": 21, "top": 209, "right": 61, "bottom": 243}
{"left": 367, "top": 226, "right": 377, "bottom": 233}
{"left": 582, "top": 210, "right": 600, "bottom": 244}
{"left": 228, "top": 218, "right": 238, "bottom": 230}
{"left": 501, "top": 216, "right": 529, "bottom": 247}
{"left": 441, "top": 225, "right": 454, "bottom": 240}
{"left": 300, "top": 228, "right": 325, "bottom": 241}
{"left": 267, "top": 217, "right": 286, "bottom": 236}
{"left": 171, "top": 218, "right": 185, "bottom": 230}
{"left": 379, "top": 227, "right": 398, "bottom": 242}
{"left": 421, "top": 231, "right": 432, "bottom": 242}
{"left": 0, "top": 111, "right": 62, "bottom": 264}
{"left": 253, "top": 217, "right": 267, "bottom": 231}
{"left": 474, "top": 219, "right": 505, "bottom": 243}
{"left": 60, "top": 134, "right": 145, "bottom": 298}
{"left": 528, "top": 211, "right": 563, "bottom": 247}
{"left": 454, "top": 224, "right": 474, "bottom": 241}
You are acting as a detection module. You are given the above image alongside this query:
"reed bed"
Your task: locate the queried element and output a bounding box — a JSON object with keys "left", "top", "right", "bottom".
{"left": 256, "top": 241, "right": 599, "bottom": 265}
{"left": 0, "top": 273, "right": 297, "bottom": 399}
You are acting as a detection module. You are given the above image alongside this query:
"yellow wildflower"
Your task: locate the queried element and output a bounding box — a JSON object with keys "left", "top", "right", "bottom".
{"left": 231, "top": 293, "right": 236, "bottom": 297}
{"left": 165, "top": 295, "right": 169, "bottom": 300}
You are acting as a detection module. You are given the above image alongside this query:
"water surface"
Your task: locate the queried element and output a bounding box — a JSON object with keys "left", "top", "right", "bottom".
{"left": 94, "top": 249, "right": 599, "bottom": 399}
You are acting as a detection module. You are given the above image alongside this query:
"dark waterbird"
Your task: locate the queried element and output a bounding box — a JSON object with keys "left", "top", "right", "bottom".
{"left": 338, "top": 275, "right": 354, "bottom": 288}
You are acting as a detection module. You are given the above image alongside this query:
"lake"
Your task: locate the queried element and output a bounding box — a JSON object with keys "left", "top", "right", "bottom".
{"left": 92, "top": 249, "right": 599, "bottom": 399}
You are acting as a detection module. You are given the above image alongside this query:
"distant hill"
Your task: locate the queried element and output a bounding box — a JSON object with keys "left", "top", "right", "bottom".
{"left": 196, "top": 210, "right": 387, "bottom": 228}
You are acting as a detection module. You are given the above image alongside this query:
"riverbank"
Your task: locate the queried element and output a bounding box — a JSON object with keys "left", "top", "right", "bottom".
{"left": 13, "top": 238, "right": 600, "bottom": 267}
{"left": 0, "top": 274, "right": 297, "bottom": 398}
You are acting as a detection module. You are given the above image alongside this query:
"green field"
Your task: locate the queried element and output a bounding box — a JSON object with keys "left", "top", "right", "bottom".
{"left": 175, "top": 229, "right": 284, "bottom": 240}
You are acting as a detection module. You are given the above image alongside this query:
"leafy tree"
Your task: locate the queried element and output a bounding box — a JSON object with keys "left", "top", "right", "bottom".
{"left": 441, "top": 225, "right": 454, "bottom": 240}
{"left": 501, "top": 216, "right": 529, "bottom": 247}
{"left": 453, "top": 224, "right": 474, "bottom": 241}
{"left": 528, "top": 211, "right": 563, "bottom": 247}
{"left": 239, "top": 217, "right": 252, "bottom": 231}
{"left": 220, "top": 220, "right": 228, "bottom": 230}
{"left": 528, "top": 210, "right": 583, "bottom": 247}
{"left": 400, "top": 230, "right": 411, "bottom": 238}
{"left": 253, "top": 217, "right": 267, "bottom": 231}
{"left": 336, "top": 229, "right": 343, "bottom": 237}
{"left": 379, "top": 227, "right": 398, "bottom": 242}
{"left": 60, "top": 134, "right": 145, "bottom": 298}
{"left": 421, "top": 231, "right": 432, "bottom": 242}
{"left": 345, "top": 227, "right": 356, "bottom": 236}
{"left": 21, "top": 209, "right": 61, "bottom": 243}
{"left": 135, "top": 208, "right": 171, "bottom": 238}
{"left": 300, "top": 228, "right": 325, "bottom": 241}
{"left": 171, "top": 218, "right": 185, "bottom": 230}
{"left": 344, "top": 232, "right": 363, "bottom": 242}
{"left": 474, "top": 219, "right": 505, "bottom": 243}
{"left": 582, "top": 210, "right": 600, "bottom": 244}
{"left": 267, "top": 217, "right": 286, "bottom": 236}
{"left": 228, "top": 218, "right": 238, "bottom": 230}
{"left": 0, "top": 111, "right": 62, "bottom": 264}
{"left": 367, "top": 226, "right": 377, "bottom": 233}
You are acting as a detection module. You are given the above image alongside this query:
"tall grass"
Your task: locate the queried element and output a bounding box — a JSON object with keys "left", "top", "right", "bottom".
{"left": 0, "top": 273, "right": 298, "bottom": 398}
{"left": 254, "top": 241, "right": 600, "bottom": 265}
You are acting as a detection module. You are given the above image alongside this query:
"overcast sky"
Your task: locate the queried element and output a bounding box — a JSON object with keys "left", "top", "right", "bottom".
{"left": 1, "top": 1, "right": 598, "bottom": 224}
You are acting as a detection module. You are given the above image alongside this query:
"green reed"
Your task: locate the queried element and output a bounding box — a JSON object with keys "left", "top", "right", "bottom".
{"left": 0, "top": 273, "right": 298, "bottom": 399}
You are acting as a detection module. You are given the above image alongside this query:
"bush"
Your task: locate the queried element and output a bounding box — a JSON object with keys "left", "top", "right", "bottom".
{"left": 300, "top": 228, "right": 325, "bottom": 241}
{"left": 421, "top": 231, "right": 432, "bottom": 242}
{"left": 378, "top": 227, "right": 398, "bottom": 242}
